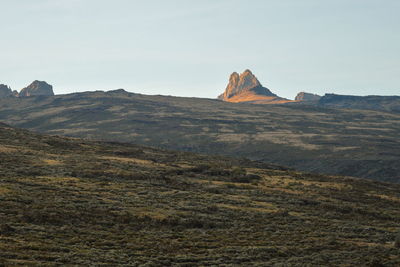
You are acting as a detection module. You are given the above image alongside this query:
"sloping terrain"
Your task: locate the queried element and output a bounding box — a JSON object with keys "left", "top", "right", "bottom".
{"left": 222, "top": 90, "right": 292, "bottom": 104}
{"left": 0, "top": 90, "right": 399, "bottom": 183}
{"left": 0, "top": 123, "right": 400, "bottom": 265}
{"left": 318, "top": 94, "right": 400, "bottom": 113}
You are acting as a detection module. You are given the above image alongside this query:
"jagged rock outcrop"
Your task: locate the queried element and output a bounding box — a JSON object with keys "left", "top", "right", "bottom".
{"left": 295, "top": 92, "right": 321, "bottom": 101}
{"left": 19, "top": 80, "right": 54, "bottom": 97}
{"left": 0, "top": 84, "right": 13, "bottom": 98}
{"left": 218, "top": 70, "right": 292, "bottom": 104}
{"left": 12, "top": 90, "right": 19, "bottom": 97}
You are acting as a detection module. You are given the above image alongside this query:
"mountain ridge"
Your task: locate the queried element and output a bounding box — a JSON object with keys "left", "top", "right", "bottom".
{"left": 317, "top": 93, "right": 400, "bottom": 113}
{"left": 0, "top": 89, "right": 399, "bottom": 183}
{"left": 1, "top": 76, "right": 398, "bottom": 112}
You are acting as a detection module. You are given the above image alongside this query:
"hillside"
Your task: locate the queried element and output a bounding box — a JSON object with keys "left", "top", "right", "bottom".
{"left": 318, "top": 94, "right": 400, "bottom": 113}
{"left": 0, "top": 90, "right": 399, "bottom": 183}
{"left": 0, "top": 123, "right": 399, "bottom": 265}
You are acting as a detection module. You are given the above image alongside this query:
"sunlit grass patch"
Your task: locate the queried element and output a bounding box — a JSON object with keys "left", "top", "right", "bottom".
{"left": 216, "top": 203, "right": 279, "bottom": 213}
{"left": 0, "top": 145, "right": 19, "bottom": 153}
{"left": 42, "top": 159, "right": 63, "bottom": 165}
{"left": 100, "top": 156, "right": 164, "bottom": 166}
{"left": 0, "top": 186, "right": 12, "bottom": 195}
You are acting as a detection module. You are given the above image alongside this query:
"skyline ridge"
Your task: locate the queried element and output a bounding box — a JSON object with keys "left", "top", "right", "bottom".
{"left": 1, "top": 1, "right": 399, "bottom": 99}
{"left": 1, "top": 69, "right": 399, "bottom": 101}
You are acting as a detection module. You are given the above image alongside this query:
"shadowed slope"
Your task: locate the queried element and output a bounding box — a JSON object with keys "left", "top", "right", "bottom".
{"left": 0, "top": 90, "right": 399, "bottom": 182}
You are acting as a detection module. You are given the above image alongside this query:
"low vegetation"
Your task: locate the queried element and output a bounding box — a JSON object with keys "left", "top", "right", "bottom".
{"left": 0, "top": 123, "right": 399, "bottom": 265}
{"left": 0, "top": 91, "right": 399, "bottom": 182}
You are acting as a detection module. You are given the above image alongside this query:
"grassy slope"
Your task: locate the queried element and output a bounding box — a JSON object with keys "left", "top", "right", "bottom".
{"left": 0, "top": 123, "right": 399, "bottom": 266}
{"left": 0, "top": 91, "right": 399, "bottom": 183}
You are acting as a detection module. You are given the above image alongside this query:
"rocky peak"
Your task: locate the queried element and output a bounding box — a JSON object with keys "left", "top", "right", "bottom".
{"left": 237, "top": 69, "right": 261, "bottom": 92}
{"left": 295, "top": 92, "right": 321, "bottom": 101}
{"left": 0, "top": 84, "right": 13, "bottom": 97}
{"left": 219, "top": 69, "right": 276, "bottom": 101}
{"left": 226, "top": 72, "right": 240, "bottom": 95}
{"left": 19, "top": 80, "right": 54, "bottom": 97}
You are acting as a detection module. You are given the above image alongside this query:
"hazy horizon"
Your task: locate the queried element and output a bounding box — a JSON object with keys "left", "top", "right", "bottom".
{"left": 1, "top": 0, "right": 399, "bottom": 99}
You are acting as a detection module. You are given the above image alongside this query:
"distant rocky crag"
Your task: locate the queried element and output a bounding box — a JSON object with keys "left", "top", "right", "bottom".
{"left": 218, "top": 70, "right": 292, "bottom": 104}
{"left": 0, "top": 80, "right": 54, "bottom": 98}
{"left": 295, "top": 92, "right": 321, "bottom": 102}
{"left": 0, "top": 84, "right": 13, "bottom": 98}
{"left": 19, "top": 80, "right": 54, "bottom": 97}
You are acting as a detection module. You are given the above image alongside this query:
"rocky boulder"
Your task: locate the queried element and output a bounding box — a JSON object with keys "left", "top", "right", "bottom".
{"left": 0, "top": 84, "right": 13, "bottom": 98}
{"left": 295, "top": 92, "right": 321, "bottom": 101}
{"left": 19, "top": 80, "right": 54, "bottom": 97}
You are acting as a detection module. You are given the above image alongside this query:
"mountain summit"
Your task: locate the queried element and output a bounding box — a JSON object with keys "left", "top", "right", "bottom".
{"left": 218, "top": 70, "right": 291, "bottom": 104}
{"left": 19, "top": 80, "right": 54, "bottom": 97}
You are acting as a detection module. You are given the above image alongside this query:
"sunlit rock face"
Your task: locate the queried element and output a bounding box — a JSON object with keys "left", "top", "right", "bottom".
{"left": 218, "top": 70, "right": 292, "bottom": 104}
{"left": 0, "top": 84, "right": 13, "bottom": 98}
{"left": 295, "top": 92, "right": 321, "bottom": 101}
{"left": 19, "top": 80, "right": 54, "bottom": 97}
{"left": 219, "top": 69, "right": 276, "bottom": 100}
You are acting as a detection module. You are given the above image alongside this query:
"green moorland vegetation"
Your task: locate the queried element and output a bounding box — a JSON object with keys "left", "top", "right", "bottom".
{"left": 0, "top": 123, "right": 399, "bottom": 266}
{"left": 0, "top": 90, "right": 399, "bottom": 183}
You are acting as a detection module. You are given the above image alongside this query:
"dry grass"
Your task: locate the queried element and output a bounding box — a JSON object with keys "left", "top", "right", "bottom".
{"left": 42, "top": 159, "right": 63, "bottom": 165}
{"left": 0, "top": 124, "right": 400, "bottom": 266}
{"left": 0, "top": 90, "right": 399, "bottom": 183}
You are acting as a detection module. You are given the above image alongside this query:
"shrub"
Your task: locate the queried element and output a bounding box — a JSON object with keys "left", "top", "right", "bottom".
{"left": 190, "top": 163, "right": 230, "bottom": 176}
{"left": 231, "top": 167, "right": 246, "bottom": 177}
{"left": 114, "top": 149, "right": 144, "bottom": 157}
{"left": 190, "top": 164, "right": 211, "bottom": 173}
{"left": 369, "top": 257, "right": 385, "bottom": 267}
{"left": 0, "top": 224, "right": 15, "bottom": 235}
{"left": 395, "top": 232, "right": 400, "bottom": 248}
{"left": 230, "top": 167, "right": 262, "bottom": 183}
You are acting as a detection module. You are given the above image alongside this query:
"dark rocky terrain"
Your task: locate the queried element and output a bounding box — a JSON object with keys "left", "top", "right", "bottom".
{"left": 0, "top": 123, "right": 399, "bottom": 265}
{"left": 0, "top": 90, "right": 399, "bottom": 183}
{"left": 317, "top": 94, "right": 400, "bottom": 113}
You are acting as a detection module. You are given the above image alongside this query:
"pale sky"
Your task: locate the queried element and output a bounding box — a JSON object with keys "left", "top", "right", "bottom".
{"left": 1, "top": 0, "right": 399, "bottom": 99}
